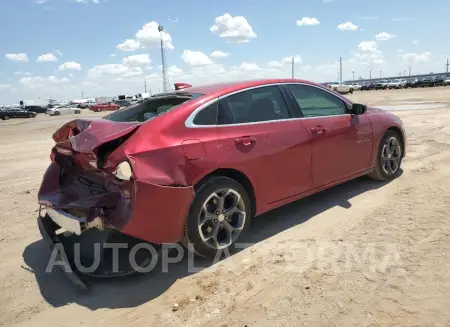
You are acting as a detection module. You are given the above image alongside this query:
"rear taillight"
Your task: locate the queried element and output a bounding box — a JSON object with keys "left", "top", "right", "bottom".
{"left": 112, "top": 161, "right": 133, "bottom": 180}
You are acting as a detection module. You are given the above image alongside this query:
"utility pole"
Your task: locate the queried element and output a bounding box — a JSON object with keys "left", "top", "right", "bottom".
{"left": 352, "top": 70, "right": 355, "bottom": 81}
{"left": 369, "top": 69, "right": 372, "bottom": 79}
{"left": 337, "top": 72, "right": 340, "bottom": 81}
{"left": 144, "top": 80, "right": 147, "bottom": 93}
{"left": 291, "top": 56, "right": 294, "bottom": 79}
{"left": 409, "top": 66, "right": 411, "bottom": 76}
{"left": 339, "top": 57, "right": 343, "bottom": 84}
{"left": 446, "top": 58, "right": 449, "bottom": 73}
{"left": 81, "top": 90, "right": 84, "bottom": 99}
{"left": 404, "top": 69, "right": 406, "bottom": 76}
{"left": 380, "top": 70, "right": 382, "bottom": 78}
{"left": 158, "top": 25, "right": 169, "bottom": 92}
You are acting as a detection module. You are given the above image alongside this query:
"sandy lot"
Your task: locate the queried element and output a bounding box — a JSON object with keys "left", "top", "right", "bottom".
{"left": 1, "top": 88, "right": 450, "bottom": 327}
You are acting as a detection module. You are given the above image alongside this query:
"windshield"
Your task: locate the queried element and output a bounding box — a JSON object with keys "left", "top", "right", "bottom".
{"left": 103, "top": 92, "right": 203, "bottom": 122}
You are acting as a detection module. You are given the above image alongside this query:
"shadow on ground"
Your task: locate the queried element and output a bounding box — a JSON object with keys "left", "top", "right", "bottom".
{"left": 23, "top": 173, "right": 399, "bottom": 310}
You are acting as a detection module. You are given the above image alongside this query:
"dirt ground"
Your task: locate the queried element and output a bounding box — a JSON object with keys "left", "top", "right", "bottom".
{"left": 1, "top": 88, "right": 450, "bottom": 327}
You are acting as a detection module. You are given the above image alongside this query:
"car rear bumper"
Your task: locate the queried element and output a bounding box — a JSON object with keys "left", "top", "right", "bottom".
{"left": 38, "top": 163, "right": 195, "bottom": 244}
{"left": 37, "top": 213, "right": 91, "bottom": 291}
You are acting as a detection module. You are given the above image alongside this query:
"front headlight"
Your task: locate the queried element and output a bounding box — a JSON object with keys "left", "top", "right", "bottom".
{"left": 113, "top": 161, "right": 133, "bottom": 180}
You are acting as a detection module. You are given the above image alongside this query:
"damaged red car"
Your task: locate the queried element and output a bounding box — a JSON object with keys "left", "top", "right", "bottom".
{"left": 37, "top": 79, "right": 405, "bottom": 285}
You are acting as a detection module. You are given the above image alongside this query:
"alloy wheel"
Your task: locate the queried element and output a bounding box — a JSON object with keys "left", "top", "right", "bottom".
{"left": 381, "top": 136, "right": 402, "bottom": 175}
{"left": 198, "top": 188, "right": 246, "bottom": 250}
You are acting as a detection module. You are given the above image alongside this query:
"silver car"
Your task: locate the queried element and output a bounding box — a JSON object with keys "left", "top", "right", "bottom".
{"left": 46, "top": 105, "right": 81, "bottom": 116}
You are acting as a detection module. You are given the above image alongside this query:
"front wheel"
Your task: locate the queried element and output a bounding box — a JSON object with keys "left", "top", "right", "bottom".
{"left": 53, "top": 111, "right": 60, "bottom": 116}
{"left": 2, "top": 115, "right": 10, "bottom": 120}
{"left": 75, "top": 110, "right": 81, "bottom": 114}
{"left": 368, "top": 131, "right": 403, "bottom": 181}
{"left": 182, "top": 176, "right": 252, "bottom": 258}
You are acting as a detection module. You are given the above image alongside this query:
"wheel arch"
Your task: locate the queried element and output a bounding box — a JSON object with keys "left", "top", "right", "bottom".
{"left": 194, "top": 168, "right": 257, "bottom": 217}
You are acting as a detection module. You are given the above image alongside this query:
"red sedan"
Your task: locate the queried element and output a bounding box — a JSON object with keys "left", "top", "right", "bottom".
{"left": 89, "top": 102, "right": 120, "bottom": 112}
{"left": 38, "top": 79, "right": 405, "bottom": 274}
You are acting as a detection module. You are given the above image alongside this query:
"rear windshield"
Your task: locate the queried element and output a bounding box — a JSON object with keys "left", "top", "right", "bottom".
{"left": 103, "top": 92, "right": 203, "bottom": 122}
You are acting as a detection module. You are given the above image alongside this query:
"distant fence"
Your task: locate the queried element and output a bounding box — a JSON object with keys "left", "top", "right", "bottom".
{"left": 327, "top": 71, "right": 450, "bottom": 84}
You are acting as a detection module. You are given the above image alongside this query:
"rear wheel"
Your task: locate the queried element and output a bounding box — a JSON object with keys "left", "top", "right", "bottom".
{"left": 3, "top": 115, "right": 10, "bottom": 120}
{"left": 28, "top": 113, "right": 34, "bottom": 118}
{"left": 54, "top": 111, "right": 60, "bottom": 116}
{"left": 75, "top": 110, "right": 81, "bottom": 114}
{"left": 368, "top": 131, "right": 403, "bottom": 181}
{"left": 182, "top": 176, "right": 252, "bottom": 258}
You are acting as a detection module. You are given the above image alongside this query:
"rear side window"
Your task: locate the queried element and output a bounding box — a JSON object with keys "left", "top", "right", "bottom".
{"left": 218, "top": 85, "right": 290, "bottom": 125}
{"left": 104, "top": 93, "right": 202, "bottom": 122}
{"left": 193, "top": 102, "right": 218, "bottom": 125}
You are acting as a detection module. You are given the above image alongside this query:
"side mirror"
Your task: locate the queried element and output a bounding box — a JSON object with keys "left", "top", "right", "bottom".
{"left": 350, "top": 103, "right": 366, "bottom": 115}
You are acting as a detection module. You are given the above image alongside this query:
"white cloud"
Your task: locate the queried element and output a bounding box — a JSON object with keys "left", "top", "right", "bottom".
{"left": 122, "top": 67, "right": 144, "bottom": 77}
{"left": 56, "top": 49, "right": 63, "bottom": 56}
{"left": 14, "top": 71, "right": 31, "bottom": 76}
{"left": 375, "top": 32, "right": 395, "bottom": 41}
{"left": 122, "top": 54, "right": 151, "bottom": 67}
{"left": 210, "top": 13, "right": 257, "bottom": 43}
{"left": 168, "top": 17, "right": 179, "bottom": 23}
{"left": 358, "top": 41, "right": 377, "bottom": 52}
{"left": 238, "top": 62, "right": 262, "bottom": 71}
{"left": 400, "top": 52, "right": 432, "bottom": 64}
{"left": 210, "top": 50, "right": 230, "bottom": 58}
{"left": 36, "top": 0, "right": 48, "bottom": 4}
{"left": 58, "top": 61, "right": 82, "bottom": 71}
{"left": 135, "top": 21, "right": 174, "bottom": 50}
{"left": 181, "top": 50, "right": 213, "bottom": 66}
{"left": 296, "top": 17, "right": 320, "bottom": 26}
{"left": 268, "top": 55, "right": 302, "bottom": 67}
{"left": 412, "top": 39, "right": 420, "bottom": 45}
{"left": 117, "top": 39, "right": 141, "bottom": 52}
{"left": 19, "top": 76, "right": 70, "bottom": 88}
{"left": 6, "top": 53, "right": 28, "bottom": 62}
{"left": 363, "top": 16, "right": 379, "bottom": 20}
{"left": 168, "top": 65, "right": 183, "bottom": 77}
{"left": 0, "top": 84, "right": 12, "bottom": 90}
{"left": 110, "top": 54, "right": 117, "bottom": 57}
{"left": 337, "top": 22, "right": 358, "bottom": 31}
{"left": 76, "top": 0, "right": 100, "bottom": 3}
{"left": 36, "top": 53, "right": 58, "bottom": 62}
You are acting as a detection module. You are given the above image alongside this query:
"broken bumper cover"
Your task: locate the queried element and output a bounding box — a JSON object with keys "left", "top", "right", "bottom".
{"left": 37, "top": 213, "right": 91, "bottom": 291}
{"left": 38, "top": 163, "right": 195, "bottom": 244}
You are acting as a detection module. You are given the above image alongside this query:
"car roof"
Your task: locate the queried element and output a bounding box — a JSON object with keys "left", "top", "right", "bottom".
{"left": 178, "top": 79, "right": 323, "bottom": 98}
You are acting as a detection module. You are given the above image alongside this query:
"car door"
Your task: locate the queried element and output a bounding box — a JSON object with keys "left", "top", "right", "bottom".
{"left": 215, "top": 85, "right": 312, "bottom": 204}
{"left": 284, "top": 83, "right": 373, "bottom": 188}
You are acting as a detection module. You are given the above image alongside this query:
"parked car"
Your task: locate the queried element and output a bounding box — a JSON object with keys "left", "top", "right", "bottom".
{"left": 89, "top": 102, "right": 120, "bottom": 112}
{"left": 404, "top": 78, "right": 417, "bottom": 88}
{"left": 417, "top": 77, "right": 433, "bottom": 87}
{"left": 327, "top": 81, "right": 354, "bottom": 94}
{"left": 24, "top": 105, "right": 47, "bottom": 114}
{"left": 360, "top": 82, "right": 376, "bottom": 91}
{"left": 0, "top": 108, "right": 37, "bottom": 120}
{"left": 37, "top": 78, "right": 406, "bottom": 288}
{"left": 375, "top": 79, "right": 389, "bottom": 90}
{"left": 114, "top": 100, "right": 132, "bottom": 108}
{"left": 46, "top": 105, "right": 82, "bottom": 116}
{"left": 351, "top": 83, "right": 361, "bottom": 91}
{"left": 443, "top": 77, "right": 450, "bottom": 86}
{"left": 431, "top": 75, "right": 444, "bottom": 87}
{"left": 388, "top": 79, "right": 407, "bottom": 89}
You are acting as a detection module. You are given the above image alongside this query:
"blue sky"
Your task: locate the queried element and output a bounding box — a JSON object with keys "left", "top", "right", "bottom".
{"left": 0, "top": 0, "right": 448, "bottom": 103}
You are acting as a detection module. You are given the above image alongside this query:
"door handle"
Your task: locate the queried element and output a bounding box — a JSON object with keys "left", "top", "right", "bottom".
{"left": 235, "top": 136, "right": 256, "bottom": 146}
{"left": 310, "top": 126, "right": 327, "bottom": 134}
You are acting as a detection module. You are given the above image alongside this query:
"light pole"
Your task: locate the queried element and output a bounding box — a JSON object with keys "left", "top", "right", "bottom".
{"left": 409, "top": 66, "right": 411, "bottom": 76}
{"left": 369, "top": 69, "right": 372, "bottom": 79}
{"left": 404, "top": 69, "right": 406, "bottom": 76}
{"left": 352, "top": 70, "right": 355, "bottom": 81}
{"left": 380, "top": 70, "right": 382, "bottom": 78}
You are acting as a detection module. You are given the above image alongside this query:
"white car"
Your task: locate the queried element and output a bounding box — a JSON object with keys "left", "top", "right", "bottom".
{"left": 46, "top": 105, "right": 81, "bottom": 116}
{"left": 444, "top": 78, "right": 450, "bottom": 86}
{"left": 351, "top": 83, "right": 361, "bottom": 91}
{"left": 388, "top": 79, "right": 407, "bottom": 89}
{"left": 327, "top": 81, "right": 354, "bottom": 94}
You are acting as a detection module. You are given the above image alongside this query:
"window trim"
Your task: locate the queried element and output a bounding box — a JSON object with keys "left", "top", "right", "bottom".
{"left": 184, "top": 82, "right": 354, "bottom": 128}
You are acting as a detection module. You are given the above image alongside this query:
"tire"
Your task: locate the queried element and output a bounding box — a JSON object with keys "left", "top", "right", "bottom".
{"left": 368, "top": 130, "right": 403, "bottom": 181}
{"left": 3, "top": 115, "right": 10, "bottom": 120}
{"left": 28, "top": 113, "right": 33, "bottom": 118}
{"left": 54, "top": 111, "right": 60, "bottom": 116}
{"left": 182, "top": 176, "right": 252, "bottom": 258}
{"left": 75, "top": 110, "right": 81, "bottom": 114}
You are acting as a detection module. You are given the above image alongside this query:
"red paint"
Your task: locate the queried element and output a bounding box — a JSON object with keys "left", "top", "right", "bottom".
{"left": 89, "top": 102, "right": 120, "bottom": 112}
{"left": 38, "top": 79, "right": 406, "bottom": 244}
